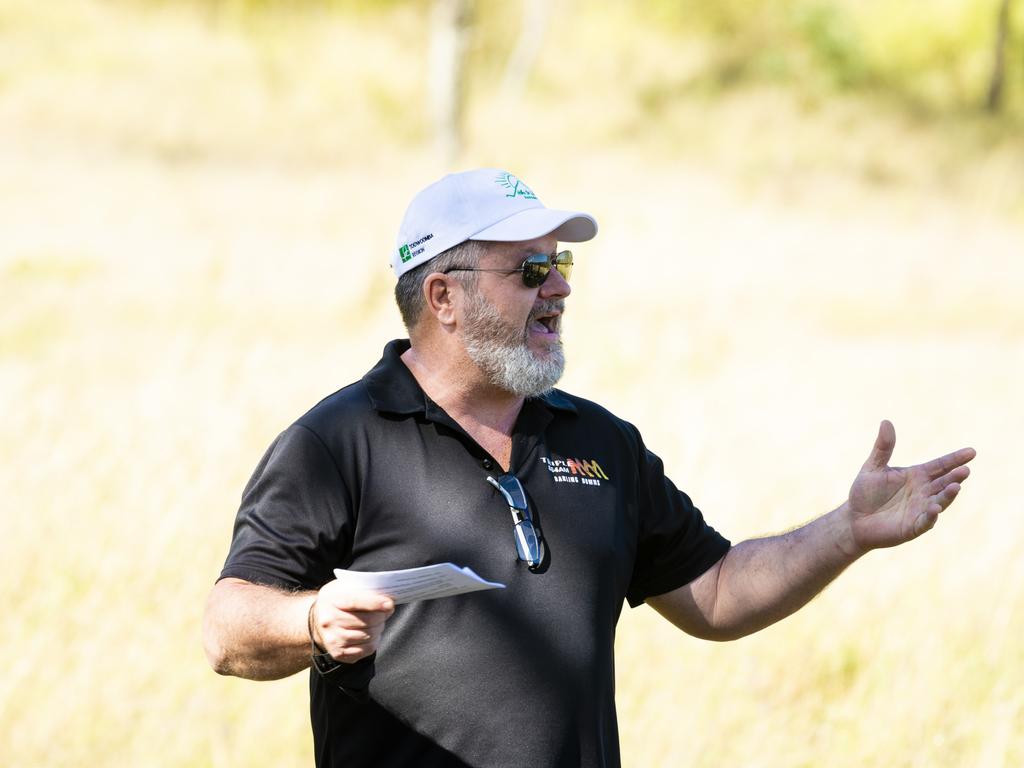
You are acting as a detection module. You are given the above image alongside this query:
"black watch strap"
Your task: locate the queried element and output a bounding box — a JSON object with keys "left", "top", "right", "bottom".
{"left": 312, "top": 649, "right": 345, "bottom": 675}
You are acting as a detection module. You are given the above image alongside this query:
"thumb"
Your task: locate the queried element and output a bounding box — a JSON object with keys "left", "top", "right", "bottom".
{"left": 863, "top": 419, "right": 896, "bottom": 470}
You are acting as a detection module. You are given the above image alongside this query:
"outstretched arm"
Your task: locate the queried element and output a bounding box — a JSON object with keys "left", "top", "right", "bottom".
{"left": 648, "top": 421, "right": 975, "bottom": 641}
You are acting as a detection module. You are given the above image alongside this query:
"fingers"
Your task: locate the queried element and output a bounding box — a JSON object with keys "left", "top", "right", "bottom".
{"left": 913, "top": 508, "right": 940, "bottom": 537}
{"left": 862, "top": 419, "right": 896, "bottom": 471}
{"left": 312, "top": 585, "right": 396, "bottom": 663}
{"left": 324, "top": 623, "right": 385, "bottom": 661}
{"left": 920, "top": 446, "right": 977, "bottom": 479}
{"left": 925, "top": 465, "right": 970, "bottom": 496}
{"left": 334, "top": 627, "right": 377, "bottom": 645}
{"left": 909, "top": 473, "right": 962, "bottom": 536}
{"left": 915, "top": 481, "right": 961, "bottom": 535}
{"left": 931, "top": 481, "right": 962, "bottom": 511}
{"left": 912, "top": 481, "right": 962, "bottom": 538}
{"left": 863, "top": 418, "right": 976, "bottom": 481}
{"left": 320, "top": 584, "right": 395, "bottom": 614}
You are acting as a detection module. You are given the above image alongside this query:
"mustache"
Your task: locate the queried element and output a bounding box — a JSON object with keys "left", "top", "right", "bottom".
{"left": 529, "top": 299, "right": 565, "bottom": 321}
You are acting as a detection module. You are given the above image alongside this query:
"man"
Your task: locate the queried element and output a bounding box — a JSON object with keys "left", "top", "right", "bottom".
{"left": 203, "top": 168, "right": 975, "bottom": 767}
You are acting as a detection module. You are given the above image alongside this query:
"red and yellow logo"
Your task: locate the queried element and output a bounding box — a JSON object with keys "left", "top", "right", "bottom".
{"left": 540, "top": 456, "right": 609, "bottom": 487}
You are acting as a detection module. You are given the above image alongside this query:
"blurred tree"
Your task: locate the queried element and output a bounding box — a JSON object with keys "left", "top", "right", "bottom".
{"left": 500, "top": 0, "right": 549, "bottom": 99}
{"left": 430, "top": 0, "right": 470, "bottom": 164}
{"left": 987, "top": 0, "right": 1013, "bottom": 111}
{"left": 427, "top": 0, "right": 548, "bottom": 162}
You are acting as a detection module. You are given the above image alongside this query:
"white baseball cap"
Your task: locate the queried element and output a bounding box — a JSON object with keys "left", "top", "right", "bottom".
{"left": 392, "top": 168, "right": 598, "bottom": 278}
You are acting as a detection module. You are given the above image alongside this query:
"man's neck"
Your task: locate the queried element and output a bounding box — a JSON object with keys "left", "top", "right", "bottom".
{"left": 400, "top": 342, "right": 524, "bottom": 436}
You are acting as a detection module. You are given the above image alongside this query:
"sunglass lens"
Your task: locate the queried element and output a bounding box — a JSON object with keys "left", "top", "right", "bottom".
{"left": 514, "top": 520, "right": 541, "bottom": 566}
{"left": 553, "top": 251, "right": 572, "bottom": 282}
{"left": 521, "top": 254, "right": 550, "bottom": 288}
{"left": 522, "top": 252, "right": 573, "bottom": 287}
{"left": 496, "top": 475, "right": 528, "bottom": 508}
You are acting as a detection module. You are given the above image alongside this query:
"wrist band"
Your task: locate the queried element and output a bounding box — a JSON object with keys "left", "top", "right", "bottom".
{"left": 308, "top": 598, "right": 328, "bottom": 655}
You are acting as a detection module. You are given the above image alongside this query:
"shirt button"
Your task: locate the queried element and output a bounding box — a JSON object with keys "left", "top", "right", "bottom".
{"left": 482, "top": 459, "right": 493, "bottom": 470}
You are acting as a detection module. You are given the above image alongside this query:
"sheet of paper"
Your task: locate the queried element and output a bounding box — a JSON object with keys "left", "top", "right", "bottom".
{"left": 332, "top": 563, "right": 505, "bottom": 605}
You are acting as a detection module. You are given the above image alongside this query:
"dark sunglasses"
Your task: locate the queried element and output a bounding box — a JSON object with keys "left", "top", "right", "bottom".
{"left": 443, "top": 250, "right": 573, "bottom": 289}
{"left": 486, "top": 474, "right": 545, "bottom": 570}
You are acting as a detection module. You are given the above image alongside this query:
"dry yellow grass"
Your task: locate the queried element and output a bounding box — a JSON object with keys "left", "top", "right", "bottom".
{"left": 2, "top": 1, "right": 1022, "bottom": 766}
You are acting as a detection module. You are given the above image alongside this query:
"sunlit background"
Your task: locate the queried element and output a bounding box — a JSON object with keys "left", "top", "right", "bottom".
{"left": 3, "top": 0, "right": 1022, "bottom": 765}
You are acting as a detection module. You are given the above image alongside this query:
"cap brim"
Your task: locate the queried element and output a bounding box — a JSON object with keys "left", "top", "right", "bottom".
{"left": 469, "top": 208, "right": 598, "bottom": 244}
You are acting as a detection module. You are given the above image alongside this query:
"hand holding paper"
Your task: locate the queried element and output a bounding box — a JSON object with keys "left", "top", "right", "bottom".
{"left": 332, "top": 563, "right": 505, "bottom": 605}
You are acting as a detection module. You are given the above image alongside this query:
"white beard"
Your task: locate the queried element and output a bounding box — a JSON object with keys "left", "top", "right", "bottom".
{"left": 461, "top": 293, "right": 565, "bottom": 398}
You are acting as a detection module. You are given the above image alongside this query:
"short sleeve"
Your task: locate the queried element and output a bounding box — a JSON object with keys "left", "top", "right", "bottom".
{"left": 219, "top": 423, "right": 355, "bottom": 590}
{"left": 626, "top": 443, "right": 731, "bottom": 608}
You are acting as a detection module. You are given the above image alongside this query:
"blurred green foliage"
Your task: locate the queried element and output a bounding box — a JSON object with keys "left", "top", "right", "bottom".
{"left": 642, "top": 0, "right": 1022, "bottom": 111}
{"left": 794, "top": 3, "right": 868, "bottom": 89}
{"left": 122, "top": 0, "right": 1024, "bottom": 117}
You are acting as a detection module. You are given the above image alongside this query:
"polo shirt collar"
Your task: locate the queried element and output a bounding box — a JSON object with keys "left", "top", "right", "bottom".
{"left": 363, "top": 339, "right": 578, "bottom": 418}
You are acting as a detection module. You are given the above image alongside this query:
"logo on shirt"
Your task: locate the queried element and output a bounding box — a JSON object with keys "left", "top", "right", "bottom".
{"left": 540, "top": 456, "right": 609, "bottom": 487}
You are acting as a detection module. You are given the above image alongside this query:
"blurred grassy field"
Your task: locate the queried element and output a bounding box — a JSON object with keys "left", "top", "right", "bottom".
{"left": 2, "top": 1, "right": 1022, "bottom": 766}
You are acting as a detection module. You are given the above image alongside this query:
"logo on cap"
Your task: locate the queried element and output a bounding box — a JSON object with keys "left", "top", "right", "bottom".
{"left": 495, "top": 172, "right": 537, "bottom": 200}
{"left": 399, "top": 233, "right": 434, "bottom": 264}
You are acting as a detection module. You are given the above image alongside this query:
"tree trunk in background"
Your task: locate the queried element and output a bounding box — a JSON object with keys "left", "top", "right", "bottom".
{"left": 501, "top": 0, "right": 550, "bottom": 99}
{"left": 987, "top": 0, "right": 1012, "bottom": 112}
{"left": 430, "top": 0, "right": 470, "bottom": 165}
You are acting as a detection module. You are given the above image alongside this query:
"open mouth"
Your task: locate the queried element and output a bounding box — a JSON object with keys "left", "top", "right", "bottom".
{"left": 529, "top": 311, "right": 561, "bottom": 336}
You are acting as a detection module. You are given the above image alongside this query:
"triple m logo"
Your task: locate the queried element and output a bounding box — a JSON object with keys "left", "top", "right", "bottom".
{"left": 540, "top": 456, "right": 609, "bottom": 487}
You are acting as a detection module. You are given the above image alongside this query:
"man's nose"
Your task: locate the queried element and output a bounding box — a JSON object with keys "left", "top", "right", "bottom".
{"left": 538, "top": 265, "right": 571, "bottom": 300}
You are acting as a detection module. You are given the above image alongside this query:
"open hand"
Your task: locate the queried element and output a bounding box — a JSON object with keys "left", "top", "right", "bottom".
{"left": 846, "top": 420, "right": 975, "bottom": 556}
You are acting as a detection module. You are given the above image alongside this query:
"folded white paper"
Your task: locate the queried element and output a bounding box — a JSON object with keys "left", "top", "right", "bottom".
{"left": 332, "top": 563, "right": 505, "bottom": 605}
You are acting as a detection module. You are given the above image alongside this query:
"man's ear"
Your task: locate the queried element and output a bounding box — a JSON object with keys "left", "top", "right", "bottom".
{"left": 423, "top": 273, "right": 458, "bottom": 328}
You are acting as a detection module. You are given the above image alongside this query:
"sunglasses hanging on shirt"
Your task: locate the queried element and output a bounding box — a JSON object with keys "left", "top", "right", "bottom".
{"left": 486, "top": 474, "right": 546, "bottom": 570}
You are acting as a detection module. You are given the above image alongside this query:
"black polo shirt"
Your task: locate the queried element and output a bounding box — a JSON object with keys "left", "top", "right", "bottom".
{"left": 220, "top": 339, "right": 730, "bottom": 768}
